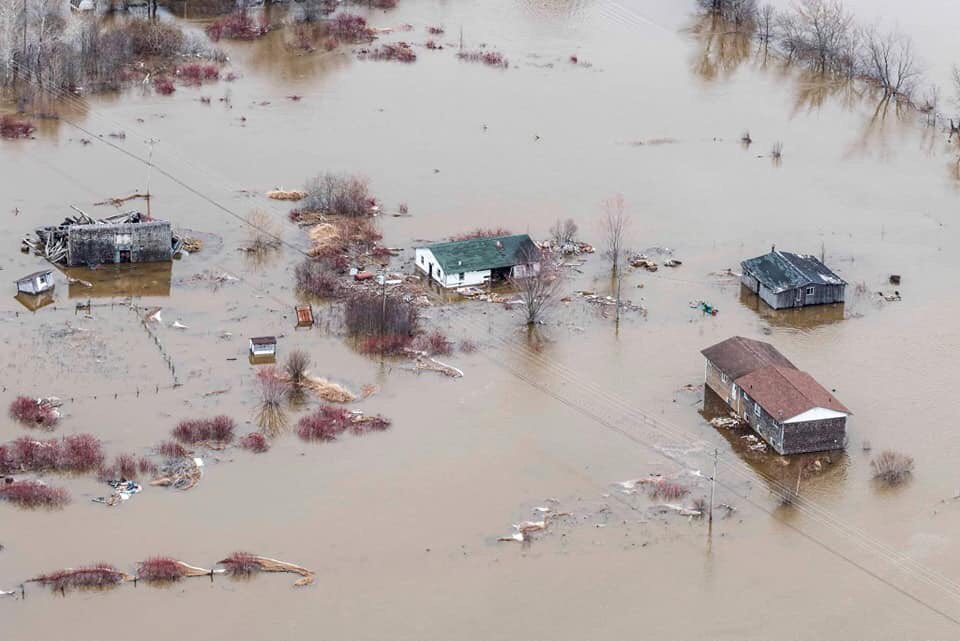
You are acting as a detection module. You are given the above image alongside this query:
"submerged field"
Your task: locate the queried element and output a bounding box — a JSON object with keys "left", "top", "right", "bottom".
{"left": 2, "top": 1, "right": 960, "bottom": 639}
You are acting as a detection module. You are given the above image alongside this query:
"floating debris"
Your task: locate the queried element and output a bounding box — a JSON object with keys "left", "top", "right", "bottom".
{"left": 218, "top": 552, "right": 315, "bottom": 587}
{"left": 150, "top": 457, "right": 204, "bottom": 491}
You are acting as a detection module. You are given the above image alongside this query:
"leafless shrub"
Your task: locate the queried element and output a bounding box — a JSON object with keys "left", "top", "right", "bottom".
{"left": 871, "top": 450, "right": 914, "bottom": 485}
{"left": 239, "top": 432, "right": 270, "bottom": 453}
{"left": 648, "top": 481, "right": 689, "bottom": 500}
{"left": 691, "top": 496, "right": 708, "bottom": 517}
{"left": 457, "top": 49, "right": 509, "bottom": 68}
{"left": 31, "top": 564, "right": 126, "bottom": 591}
{"left": 137, "top": 557, "right": 188, "bottom": 583}
{"left": 757, "top": 4, "right": 776, "bottom": 43}
{"left": 153, "top": 440, "right": 189, "bottom": 458}
{"left": 740, "top": 130, "right": 752, "bottom": 145}
{"left": 245, "top": 208, "right": 282, "bottom": 254}
{"left": 459, "top": 339, "right": 478, "bottom": 353}
{"left": 549, "top": 218, "right": 579, "bottom": 246}
{"left": 295, "top": 258, "right": 342, "bottom": 298}
{"left": 509, "top": 245, "right": 563, "bottom": 325}
{"left": 302, "top": 173, "right": 374, "bottom": 217}
{"left": 172, "top": 416, "right": 235, "bottom": 445}
{"left": 412, "top": 330, "right": 453, "bottom": 355}
{"left": 0, "top": 479, "right": 70, "bottom": 509}
{"left": 344, "top": 292, "right": 419, "bottom": 340}
{"left": 256, "top": 368, "right": 290, "bottom": 433}
{"left": 771, "top": 141, "right": 783, "bottom": 158}
{"left": 220, "top": 552, "right": 260, "bottom": 576}
{"left": 284, "top": 349, "right": 311, "bottom": 388}
{"left": 697, "top": 0, "right": 758, "bottom": 28}
{"left": 449, "top": 227, "right": 512, "bottom": 241}
{"left": 601, "top": 194, "right": 630, "bottom": 276}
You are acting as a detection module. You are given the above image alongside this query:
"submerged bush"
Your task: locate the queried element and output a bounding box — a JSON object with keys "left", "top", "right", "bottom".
{"left": 871, "top": 450, "right": 914, "bottom": 485}
{"left": 239, "top": 432, "right": 270, "bottom": 453}
{"left": 206, "top": 11, "right": 270, "bottom": 42}
{"left": 412, "top": 330, "right": 453, "bottom": 355}
{"left": 0, "top": 434, "right": 104, "bottom": 475}
{"left": 31, "top": 564, "right": 126, "bottom": 591}
{"left": 302, "top": 173, "right": 374, "bottom": 217}
{"left": 295, "top": 258, "right": 341, "bottom": 298}
{"left": 0, "top": 117, "right": 36, "bottom": 139}
{"left": 344, "top": 292, "right": 419, "bottom": 340}
{"left": 0, "top": 480, "right": 70, "bottom": 509}
{"left": 8, "top": 396, "right": 58, "bottom": 427}
{"left": 172, "top": 416, "right": 236, "bottom": 445}
{"left": 297, "top": 405, "right": 353, "bottom": 441}
{"left": 220, "top": 552, "right": 260, "bottom": 576}
{"left": 449, "top": 227, "right": 512, "bottom": 241}
{"left": 137, "top": 556, "right": 188, "bottom": 583}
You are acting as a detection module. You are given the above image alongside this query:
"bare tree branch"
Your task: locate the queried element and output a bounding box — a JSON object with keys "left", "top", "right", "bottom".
{"left": 601, "top": 194, "right": 630, "bottom": 276}
{"left": 509, "top": 245, "right": 564, "bottom": 326}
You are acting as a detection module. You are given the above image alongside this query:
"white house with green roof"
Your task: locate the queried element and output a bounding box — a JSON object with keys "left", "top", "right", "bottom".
{"left": 414, "top": 234, "right": 540, "bottom": 288}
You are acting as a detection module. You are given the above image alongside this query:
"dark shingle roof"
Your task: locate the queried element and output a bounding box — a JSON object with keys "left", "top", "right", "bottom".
{"left": 736, "top": 365, "right": 850, "bottom": 420}
{"left": 421, "top": 234, "right": 538, "bottom": 274}
{"left": 701, "top": 336, "right": 796, "bottom": 380}
{"left": 741, "top": 251, "right": 846, "bottom": 293}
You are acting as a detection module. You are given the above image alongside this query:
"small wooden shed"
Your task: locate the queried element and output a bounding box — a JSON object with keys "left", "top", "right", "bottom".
{"left": 249, "top": 336, "right": 277, "bottom": 357}
{"left": 740, "top": 250, "right": 846, "bottom": 310}
{"left": 702, "top": 336, "right": 850, "bottom": 455}
{"left": 15, "top": 269, "right": 55, "bottom": 295}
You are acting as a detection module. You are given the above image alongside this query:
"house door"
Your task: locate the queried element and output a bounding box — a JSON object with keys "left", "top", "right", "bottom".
{"left": 795, "top": 289, "right": 803, "bottom": 305}
{"left": 119, "top": 250, "right": 131, "bottom": 263}
{"left": 428, "top": 264, "right": 433, "bottom": 280}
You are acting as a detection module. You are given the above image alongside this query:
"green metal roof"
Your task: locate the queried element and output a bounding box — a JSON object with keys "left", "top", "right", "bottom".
{"left": 421, "top": 234, "right": 538, "bottom": 273}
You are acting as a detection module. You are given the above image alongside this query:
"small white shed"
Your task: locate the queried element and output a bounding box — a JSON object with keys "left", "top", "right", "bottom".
{"left": 15, "top": 270, "right": 55, "bottom": 295}
{"left": 249, "top": 336, "right": 277, "bottom": 357}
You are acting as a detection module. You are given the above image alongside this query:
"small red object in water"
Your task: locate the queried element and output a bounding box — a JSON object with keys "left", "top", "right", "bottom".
{"left": 354, "top": 271, "right": 375, "bottom": 281}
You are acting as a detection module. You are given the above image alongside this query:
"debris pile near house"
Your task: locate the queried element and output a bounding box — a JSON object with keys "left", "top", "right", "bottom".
{"left": 539, "top": 239, "right": 595, "bottom": 255}
{"left": 573, "top": 290, "right": 645, "bottom": 314}
{"left": 710, "top": 415, "right": 742, "bottom": 429}
{"left": 150, "top": 457, "right": 204, "bottom": 491}
{"left": 630, "top": 254, "right": 659, "bottom": 271}
{"left": 25, "top": 210, "right": 181, "bottom": 266}
{"left": 92, "top": 479, "right": 142, "bottom": 507}
{"left": 691, "top": 300, "right": 719, "bottom": 315}
{"left": 266, "top": 189, "right": 307, "bottom": 201}
{"left": 498, "top": 510, "right": 571, "bottom": 543}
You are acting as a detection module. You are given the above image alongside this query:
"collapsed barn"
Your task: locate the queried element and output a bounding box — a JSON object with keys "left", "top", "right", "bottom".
{"left": 26, "top": 211, "right": 180, "bottom": 267}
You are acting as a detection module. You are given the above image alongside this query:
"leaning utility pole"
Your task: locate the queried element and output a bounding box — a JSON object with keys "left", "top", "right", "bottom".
{"left": 144, "top": 138, "right": 158, "bottom": 218}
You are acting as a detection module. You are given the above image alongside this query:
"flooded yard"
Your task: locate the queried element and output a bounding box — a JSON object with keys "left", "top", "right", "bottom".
{"left": 2, "top": 0, "right": 960, "bottom": 639}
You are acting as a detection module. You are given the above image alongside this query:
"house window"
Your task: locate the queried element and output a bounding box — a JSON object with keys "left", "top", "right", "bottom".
{"left": 420, "top": 256, "right": 424, "bottom": 265}
{"left": 754, "top": 403, "right": 761, "bottom": 418}
{"left": 720, "top": 372, "right": 727, "bottom": 383}
{"left": 459, "top": 272, "right": 465, "bottom": 281}
{"left": 806, "top": 286, "right": 815, "bottom": 296}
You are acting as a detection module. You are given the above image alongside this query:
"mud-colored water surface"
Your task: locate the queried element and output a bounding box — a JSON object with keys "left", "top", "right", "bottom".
{"left": 3, "top": 1, "right": 960, "bottom": 639}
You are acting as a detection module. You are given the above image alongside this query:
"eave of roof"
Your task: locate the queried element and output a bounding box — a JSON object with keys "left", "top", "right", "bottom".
{"left": 419, "top": 234, "right": 537, "bottom": 273}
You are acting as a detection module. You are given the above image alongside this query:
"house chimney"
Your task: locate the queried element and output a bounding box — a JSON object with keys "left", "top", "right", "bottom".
{"left": 771, "top": 243, "right": 776, "bottom": 253}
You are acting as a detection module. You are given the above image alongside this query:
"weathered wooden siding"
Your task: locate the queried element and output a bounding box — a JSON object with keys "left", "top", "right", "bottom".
{"left": 781, "top": 417, "right": 846, "bottom": 454}
{"left": 741, "top": 392, "right": 785, "bottom": 453}
{"left": 741, "top": 272, "right": 760, "bottom": 294}
{"left": 66, "top": 221, "right": 172, "bottom": 267}
{"left": 704, "top": 360, "right": 743, "bottom": 414}
{"left": 771, "top": 283, "right": 846, "bottom": 309}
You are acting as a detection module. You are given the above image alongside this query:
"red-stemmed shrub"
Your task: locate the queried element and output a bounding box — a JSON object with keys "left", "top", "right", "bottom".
{"left": 413, "top": 330, "right": 453, "bottom": 355}
{"left": 153, "top": 76, "right": 176, "bottom": 95}
{"left": 31, "top": 564, "right": 126, "bottom": 591}
{"left": 0, "top": 480, "right": 70, "bottom": 509}
{"left": 367, "top": 42, "right": 417, "bottom": 62}
{"left": 9, "top": 396, "right": 59, "bottom": 428}
{"left": 297, "top": 405, "right": 353, "bottom": 441}
{"left": 648, "top": 481, "right": 689, "bottom": 501}
{"left": 0, "top": 115, "right": 36, "bottom": 139}
{"left": 220, "top": 552, "right": 260, "bottom": 576}
{"left": 328, "top": 13, "right": 373, "bottom": 41}
{"left": 457, "top": 49, "right": 509, "bottom": 68}
{"left": 1, "top": 434, "right": 104, "bottom": 474}
{"left": 427, "top": 25, "right": 444, "bottom": 35}
{"left": 59, "top": 434, "right": 105, "bottom": 471}
{"left": 206, "top": 11, "right": 270, "bottom": 42}
{"left": 459, "top": 339, "right": 478, "bottom": 353}
{"left": 176, "top": 63, "right": 220, "bottom": 84}
{"left": 154, "top": 440, "right": 189, "bottom": 458}
{"left": 137, "top": 556, "right": 188, "bottom": 582}
{"left": 239, "top": 432, "right": 270, "bottom": 453}
{"left": 349, "top": 415, "right": 392, "bottom": 435}
{"left": 357, "top": 334, "right": 413, "bottom": 355}
{"left": 172, "top": 416, "right": 236, "bottom": 445}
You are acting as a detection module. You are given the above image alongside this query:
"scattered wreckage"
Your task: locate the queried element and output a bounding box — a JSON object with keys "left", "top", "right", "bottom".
{"left": 23, "top": 209, "right": 182, "bottom": 267}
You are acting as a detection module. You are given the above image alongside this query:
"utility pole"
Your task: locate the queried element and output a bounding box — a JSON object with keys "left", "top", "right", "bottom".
{"left": 709, "top": 448, "right": 718, "bottom": 525}
{"left": 144, "top": 138, "right": 158, "bottom": 218}
{"left": 459, "top": 26, "right": 463, "bottom": 51}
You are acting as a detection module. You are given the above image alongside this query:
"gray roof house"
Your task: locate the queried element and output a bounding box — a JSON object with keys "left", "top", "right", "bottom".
{"left": 414, "top": 234, "right": 540, "bottom": 289}
{"left": 740, "top": 250, "right": 846, "bottom": 310}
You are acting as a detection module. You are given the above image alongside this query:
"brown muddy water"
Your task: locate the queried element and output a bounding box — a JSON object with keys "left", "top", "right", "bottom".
{"left": 3, "top": 1, "right": 960, "bottom": 639}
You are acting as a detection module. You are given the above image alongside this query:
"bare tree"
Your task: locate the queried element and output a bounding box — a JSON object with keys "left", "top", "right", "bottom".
{"left": 601, "top": 194, "right": 630, "bottom": 276}
{"left": 245, "top": 208, "right": 282, "bottom": 253}
{"left": 756, "top": 4, "right": 776, "bottom": 43}
{"left": 509, "top": 245, "right": 564, "bottom": 325}
{"left": 861, "top": 26, "right": 919, "bottom": 99}
{"left": 549, "top": 218, "right": 578, "bottom": 247}
{"left": 781, "top": 0, "right": 854, "bottom": 74}
{"left": 696, "top": 0, "right": 757, "bottom": 27}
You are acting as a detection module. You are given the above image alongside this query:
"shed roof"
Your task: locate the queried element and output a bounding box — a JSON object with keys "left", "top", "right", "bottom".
{"left": 420, "top": 234, "right": 538, "bottom": 274}
{"left": 741, "top": 251, "right": 845, "bottom": 293}
{"left": 701, "top": 336, "right": 796, "bottom": 380}
{"left": 249, "top": 336, "right": 277, "bottom": 344}
{"left": 14, "top": 270, "right": 53, "bottom": 283}
{"left": 736, "top": 365, "right": 850, "bottom": 421}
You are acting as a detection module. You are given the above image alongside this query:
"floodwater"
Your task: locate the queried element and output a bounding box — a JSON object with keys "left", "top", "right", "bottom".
{"left": 3, "top": 1, "right": 960, "bottom": 639}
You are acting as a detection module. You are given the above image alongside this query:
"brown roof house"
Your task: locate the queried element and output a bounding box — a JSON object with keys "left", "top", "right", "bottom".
{"left": 701, "top": 336, "right": 850, "bottom": 455}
